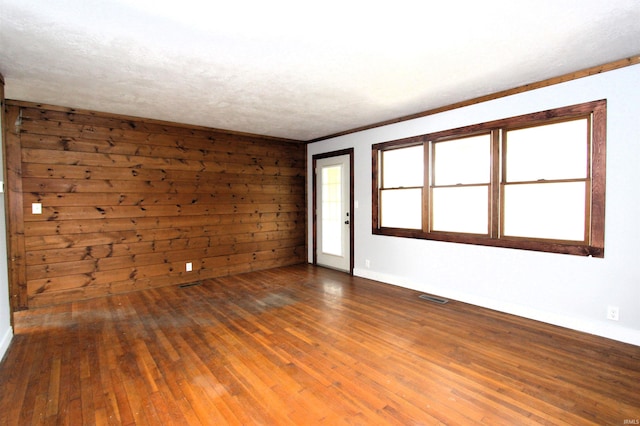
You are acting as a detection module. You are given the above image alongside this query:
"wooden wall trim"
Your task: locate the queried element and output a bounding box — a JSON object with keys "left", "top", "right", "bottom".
{"left": 310, "top": 55, "right": 640, "bottom": 142}
{"left": 4, "top": 106, "right": 27, "bottom": 311}
{"left": 311, "top": 148, "right": 355, "bottom": 274}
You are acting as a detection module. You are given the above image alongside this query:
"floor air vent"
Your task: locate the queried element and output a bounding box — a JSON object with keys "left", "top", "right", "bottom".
{"left": 419, "top": 294, "right": 449, "bottom": 304}
{"left": 179, "top": 281, "right": 202, "bottom": 288}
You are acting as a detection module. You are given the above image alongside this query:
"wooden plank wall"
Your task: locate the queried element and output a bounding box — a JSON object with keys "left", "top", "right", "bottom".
{"left": 4, "top": 101, "right": 307, "bottom": 310}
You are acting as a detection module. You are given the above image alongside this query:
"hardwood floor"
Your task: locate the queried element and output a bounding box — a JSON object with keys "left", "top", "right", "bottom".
{"left": 1, "top": 264, "right": 638, "bottom": 425}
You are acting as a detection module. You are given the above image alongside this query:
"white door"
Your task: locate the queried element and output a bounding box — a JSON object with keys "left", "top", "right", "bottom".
{"left": 316, "top": 154, "right": 351, "bottom": 272}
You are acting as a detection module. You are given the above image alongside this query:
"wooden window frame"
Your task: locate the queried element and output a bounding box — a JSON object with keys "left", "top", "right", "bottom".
{"left": 372, "top": 99, "right": 606, "bottom": 257}
{"left": 429, "top": 132, "right": 493, "bottom": 236}
{"left": 378, "top": 139, "right": 425, "bottom": 230}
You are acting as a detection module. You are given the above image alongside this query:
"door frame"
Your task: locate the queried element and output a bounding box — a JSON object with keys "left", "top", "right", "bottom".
{"left": 312, "top": 148, "right": 354, "bottom": 275}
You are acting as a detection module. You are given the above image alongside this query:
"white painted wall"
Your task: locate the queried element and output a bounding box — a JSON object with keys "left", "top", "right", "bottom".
{"left": 308, "top": 64, "right": 640, "bottom": 346}
{"left": 0, "top": 82, "right": 14, "bottom": 362}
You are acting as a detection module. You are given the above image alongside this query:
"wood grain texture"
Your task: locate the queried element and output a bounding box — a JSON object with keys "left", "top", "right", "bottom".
{"left": 5, "top": 101, "right": 307, "bottom": 309}
{"left": 1, "top": 265, "right": 638, "bottom": 425}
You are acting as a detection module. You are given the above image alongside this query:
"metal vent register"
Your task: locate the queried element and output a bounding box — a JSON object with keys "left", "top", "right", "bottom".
{"left": 418, "top": 294, "right": 449, "bottom": 304}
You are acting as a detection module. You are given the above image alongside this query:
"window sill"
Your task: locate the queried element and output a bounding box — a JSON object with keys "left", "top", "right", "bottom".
{"left": 372, "top": 227, "right": 604, "bottom": 257}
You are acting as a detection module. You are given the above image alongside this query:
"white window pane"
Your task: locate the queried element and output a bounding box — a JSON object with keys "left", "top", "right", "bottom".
{"left": 434, "top": 134, "right": 490, "bottom": 185}
{"left": 323, "top": 165, "right": 340, "bottom": 185}
{"left": 381, "top": 188, "right": 422, "bottom": 229}
{"left": 432, "top": 186, "right": 488, "bottom": 234}
{"left": 383, "top": 145, "right": 423, "bottom": 188}
{"left": 506, "top": 119, "right": 588, "bottom": 182}
{"left": 503, "top": 182, "right": 586, "bottom": 241}
{"left": 322, "top": 165, "right": 342, "bottom": 256}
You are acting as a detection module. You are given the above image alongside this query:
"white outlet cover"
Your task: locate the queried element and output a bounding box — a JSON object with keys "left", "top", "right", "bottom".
{"left": 32, "top": 203, "right": 42, "bottom": 214}
{"left": 186, "top": 262, "right": 193, "bottom": 272}
{"left": 607, "top": 305, "right": 619, "bottom": 321}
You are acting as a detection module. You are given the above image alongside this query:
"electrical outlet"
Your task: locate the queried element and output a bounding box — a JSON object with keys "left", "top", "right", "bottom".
{"left": 365, "top": 259, "right": 370, "bottom": 268}
{"left": 32, "top": 203, "right": 42, "bottom": 215}
{"left": 606, "top": 305, "right": 619, "bottom": 321}
{"left": 185, "top": 262, "right": 193, "bottom": 272}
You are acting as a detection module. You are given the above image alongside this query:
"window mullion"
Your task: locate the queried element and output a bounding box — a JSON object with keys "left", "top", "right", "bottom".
{"left": 490, "top": 129, "right": 501, "bottom": 239}
{"left": 373, "top": 149, "right": 381, "bottom": 230}
{"left": 423, "top": 141, "right": 431, "bottom": 232}
{"left": 584, "top": 113, "right": 594, "bottom": 246}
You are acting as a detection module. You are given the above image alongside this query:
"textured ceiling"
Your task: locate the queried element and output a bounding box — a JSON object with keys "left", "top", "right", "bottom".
{"left": 1, "top": 1, "right": 640, "bottom": 141}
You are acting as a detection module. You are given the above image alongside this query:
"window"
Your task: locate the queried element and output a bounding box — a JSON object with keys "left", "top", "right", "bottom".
{"left": 372, "top": 100, "right": 606, "bottom": 257}
{"left": 379, "top": 143, "right": 423, "bottom": 229}
{"left": 502, "top": 119, "right": 589, "bottom": 242}
{"left": 432, "top": 133, "right": 491, "bottom": 234}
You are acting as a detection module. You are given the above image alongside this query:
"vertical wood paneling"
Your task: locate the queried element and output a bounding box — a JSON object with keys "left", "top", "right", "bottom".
{"left": 6, "top": 101, "right": 307, "bottom": 308}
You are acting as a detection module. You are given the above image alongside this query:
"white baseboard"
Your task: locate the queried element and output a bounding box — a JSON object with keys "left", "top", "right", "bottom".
{"left": 0, "top": 326, "right": 13, "bottom": 363}
{"left": 354, "top": 268, "right": 640, "bottom": 347}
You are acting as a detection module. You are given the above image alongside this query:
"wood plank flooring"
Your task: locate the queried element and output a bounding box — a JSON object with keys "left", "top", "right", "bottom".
{"left": 1, "top": 264, "right": 638, "bottom": 425}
